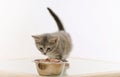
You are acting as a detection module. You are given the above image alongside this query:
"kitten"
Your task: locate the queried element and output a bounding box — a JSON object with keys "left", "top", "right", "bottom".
{"left": 32, "top": 8, "right": 72, "bottom": 61}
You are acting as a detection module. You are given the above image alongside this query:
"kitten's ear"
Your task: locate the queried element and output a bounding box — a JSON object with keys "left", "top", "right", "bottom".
{"left": 32, "top": 35, "right": 39, "bottom": 39}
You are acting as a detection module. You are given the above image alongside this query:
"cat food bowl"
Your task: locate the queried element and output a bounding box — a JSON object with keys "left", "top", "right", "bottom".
{"left": 34, "top": 58, "right": 69, "bottom": 76}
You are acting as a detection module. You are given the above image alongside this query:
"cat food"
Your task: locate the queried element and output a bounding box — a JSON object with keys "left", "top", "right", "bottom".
{"left": 35, "top": 58, "right": 62, "bottom": 63}
{"left": 34, "top": 58, "right": 68, "bottom": 76}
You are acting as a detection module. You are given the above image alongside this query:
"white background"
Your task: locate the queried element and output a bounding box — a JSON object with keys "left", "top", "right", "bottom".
{"left": 0, "top": 0, "right": 120, "bottom": 62}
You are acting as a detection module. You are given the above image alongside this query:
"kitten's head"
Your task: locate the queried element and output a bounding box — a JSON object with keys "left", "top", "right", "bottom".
{"left": 32, "top": 34, "right": 58, "bottom": 55}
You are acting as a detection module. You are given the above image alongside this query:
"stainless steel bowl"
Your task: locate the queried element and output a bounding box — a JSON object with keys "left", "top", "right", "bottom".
{"left": 34, "top": 59, "right": 69, "bottom": 76}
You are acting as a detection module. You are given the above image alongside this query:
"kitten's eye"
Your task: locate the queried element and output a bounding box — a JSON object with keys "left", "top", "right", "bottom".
{"left": 39, "top": 47, "right": 43, "bottom": 51}
{"left": 47, "top": 47, "right": 51, "bottom": 51}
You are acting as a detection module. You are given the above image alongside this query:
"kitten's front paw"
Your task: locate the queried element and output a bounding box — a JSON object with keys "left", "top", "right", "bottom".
{"left": 61, "top": 59, "right": 68, "bottom": 62}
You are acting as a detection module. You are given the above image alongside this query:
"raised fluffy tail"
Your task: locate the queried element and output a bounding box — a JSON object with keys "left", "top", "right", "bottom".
{"left": 47, "top": 7, "right": 65, "bottom": 31}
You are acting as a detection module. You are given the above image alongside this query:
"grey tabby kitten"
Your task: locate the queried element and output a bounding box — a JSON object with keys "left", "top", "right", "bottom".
{"left": 32, "top": 8, "right": 72, "bottom": 61}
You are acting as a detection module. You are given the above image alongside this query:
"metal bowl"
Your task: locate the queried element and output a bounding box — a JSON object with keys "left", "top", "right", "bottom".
{"left": 34, "top": 59, "right": 69, "bottom": 76}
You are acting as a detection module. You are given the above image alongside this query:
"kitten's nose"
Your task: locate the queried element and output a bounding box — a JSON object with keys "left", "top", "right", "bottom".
{"left": 43, "top": 52, "right": 46, "bottom": 55}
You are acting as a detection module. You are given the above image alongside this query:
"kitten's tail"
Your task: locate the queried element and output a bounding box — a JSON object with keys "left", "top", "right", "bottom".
{"left": 47, "top": 7, "right": 65, "bottom": 31}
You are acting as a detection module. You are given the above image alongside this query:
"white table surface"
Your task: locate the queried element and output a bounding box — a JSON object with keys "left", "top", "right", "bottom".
{"left": 0, "top": 57, "right": 120, "bottom": 77}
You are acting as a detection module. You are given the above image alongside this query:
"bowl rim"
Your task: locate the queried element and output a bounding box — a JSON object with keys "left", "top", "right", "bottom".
{"left": 33, "top": 59, "right": 68, "bottom": 64}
